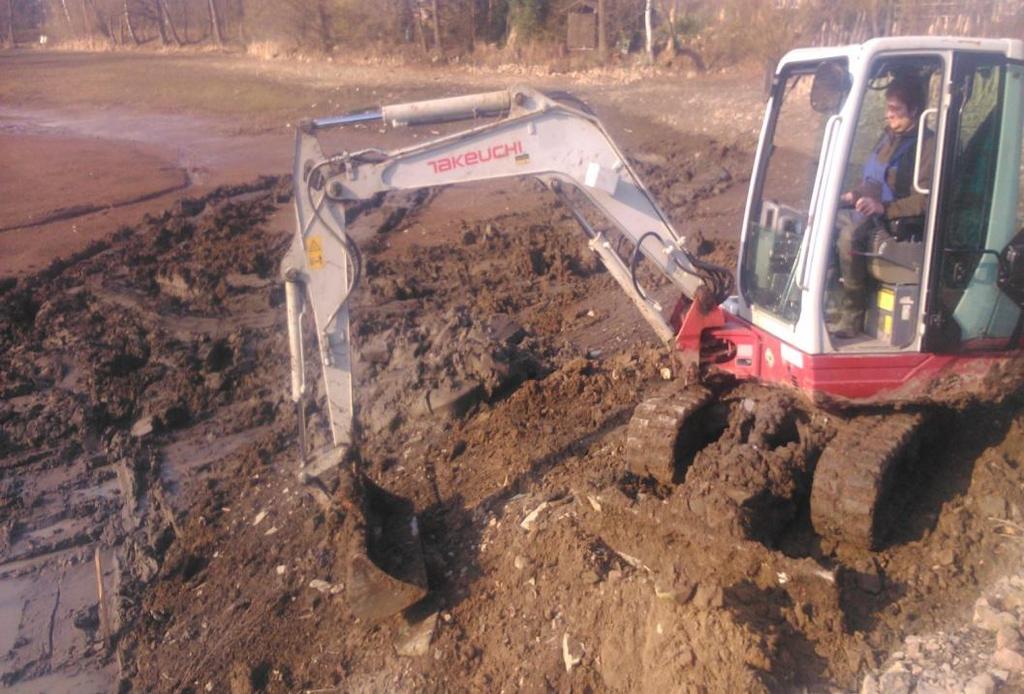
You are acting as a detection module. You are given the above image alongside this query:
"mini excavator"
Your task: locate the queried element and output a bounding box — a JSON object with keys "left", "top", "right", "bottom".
{"left": 282, "top": 37, "right": 1024, "bottom": 621}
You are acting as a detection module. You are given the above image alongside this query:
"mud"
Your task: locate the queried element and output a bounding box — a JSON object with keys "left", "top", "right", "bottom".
{"left": 2, "top": 91, "right": 1023, "bottom": 693}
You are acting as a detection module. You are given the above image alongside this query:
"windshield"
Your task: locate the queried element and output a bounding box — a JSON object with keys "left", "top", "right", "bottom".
{"left": 742, "top": 62, "right": 846, "bottom": 322}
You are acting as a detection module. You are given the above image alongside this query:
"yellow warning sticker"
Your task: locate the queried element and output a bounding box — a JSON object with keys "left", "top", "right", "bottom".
{"left": 877, "top": 288, "right": 894, "bottom": 312}
{"left": 883, "top": 314, "right": 893, "bottom": 338}
{"left": 307, "top": 236, "right": 325, "bottom": 270}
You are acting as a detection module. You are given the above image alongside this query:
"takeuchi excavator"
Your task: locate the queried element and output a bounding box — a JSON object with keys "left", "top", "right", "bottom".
{"left": 282, "top": 36, "right": 1024, "bottom": 621}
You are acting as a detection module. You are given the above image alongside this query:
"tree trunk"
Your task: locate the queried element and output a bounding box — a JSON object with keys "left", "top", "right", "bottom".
{"left": 158, "top": 0, "right": 182, "bottom": 46}
{"left": 597, "top": 0, "right": 607, "bottom": 61}
{"left": 430, "top": 0, "right": 441, "bottom": 54}
{"left": 6, "top": 0, "right": 14, "bottom": 47}
{"left": 79, "top": 0, "right": 90, "bottom": 37}
{"left": 123, "top": 0, "right": 139, "bottom": 44}
{"left": 316, "top": 0, "right": 332, "bottom": 52}
{"left": 413, "top": 4, "right": 428, "bottom": 53}
{"left": 58, "top": 0, "right": 73, "bottom": 27}
{"left": 207, "top": 0, "right": 223, "bottom": 45}
{"left": 644, "top": 0, "right": 653, "bottom": 63}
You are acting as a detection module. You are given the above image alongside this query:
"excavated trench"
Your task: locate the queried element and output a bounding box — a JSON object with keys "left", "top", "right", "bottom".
{"left": 1, "top": 132, "right": 1023, "bottom": 692}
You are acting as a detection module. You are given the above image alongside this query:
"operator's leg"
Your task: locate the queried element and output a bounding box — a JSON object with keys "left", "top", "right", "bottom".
{"left": 834, "top": 210, "right": 871, "bottom": 338}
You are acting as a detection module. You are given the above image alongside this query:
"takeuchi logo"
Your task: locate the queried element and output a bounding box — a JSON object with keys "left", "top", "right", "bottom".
{"left": 426, "top": 141, "right": 524, "bottom": 173}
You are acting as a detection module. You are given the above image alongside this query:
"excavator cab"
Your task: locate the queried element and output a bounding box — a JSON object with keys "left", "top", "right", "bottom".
{"left": 731, "top": 37, "right": 1024, "bottom": 400}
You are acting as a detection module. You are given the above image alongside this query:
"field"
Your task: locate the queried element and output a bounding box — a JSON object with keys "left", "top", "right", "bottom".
{"left": 1, "top": 48, "right": 1023, "bottom": 693}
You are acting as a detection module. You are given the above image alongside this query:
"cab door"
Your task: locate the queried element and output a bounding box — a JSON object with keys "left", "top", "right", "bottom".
{"left": 923, "top": 54, "right": 1024, "bottom": 351}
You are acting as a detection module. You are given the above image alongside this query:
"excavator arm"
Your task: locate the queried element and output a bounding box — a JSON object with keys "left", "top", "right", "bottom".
{"left": 281, "top": 85, "right": 732, "bottom": 452}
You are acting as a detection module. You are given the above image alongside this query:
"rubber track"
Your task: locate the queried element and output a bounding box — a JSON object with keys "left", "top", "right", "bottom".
{"left": 625, "top": 386, "right": 711, "bottom": 485}
{"left": 810, "top": 411, "right": 925, "bottom": 550}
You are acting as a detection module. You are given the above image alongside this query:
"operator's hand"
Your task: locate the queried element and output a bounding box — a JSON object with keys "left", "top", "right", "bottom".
{"left": 840, "top": 191, "right": 854, "bottom": 205}
{"left": 855, "top": 196, "right": 884, "bottom": 216}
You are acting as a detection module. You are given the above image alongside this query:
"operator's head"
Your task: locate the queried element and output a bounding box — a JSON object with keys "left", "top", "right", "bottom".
{"left": 885, "top": 73, "right": 926, "bottom": 133}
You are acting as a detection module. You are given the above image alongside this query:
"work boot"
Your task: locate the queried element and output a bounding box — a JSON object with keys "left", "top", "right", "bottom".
{"left": 833, "top": 290, "right": 865, "bottom": 339}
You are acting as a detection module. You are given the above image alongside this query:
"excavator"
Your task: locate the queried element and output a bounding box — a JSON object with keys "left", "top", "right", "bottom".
{"left": 281, "top": 36, "right": 1024, "bottom": 621}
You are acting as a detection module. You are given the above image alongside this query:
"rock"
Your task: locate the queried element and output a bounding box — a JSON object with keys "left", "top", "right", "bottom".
{"left": 991, "top": 647, "right": 1024, "bottom": 672}
{"left": 996, "top": 625, "right": 1022, "bottom": 651}
{"left": 859, "top": 674, "right": 879, "bottom": 694}
{"left": 905, "top": 635, "right": 922, "bottom": 659}
{"left": 396, "top": 612, "right": 438, "bottom": 657}
{"left": 974, "top": 599, "right": 1017, "bottom": 632}
{"left": 964, "top": 673, "right": 996, "bottom": 694}
{"left": 978, "top": 494, "right": 1008, "bottom": 518}
{"left": 130, "top": 416, "right": 155, "bottom": 438}
{"left": 562, "top": 633, "right": 583, "bottom": 673}
{"left": 935, "top": 547, "right": 955, "bottom": 566}
{"left": 989, "top": 668, "right": 1009, "bottom": 681}
{"left": 308, "top": 579, "right": 333, "bottom": 594}
{"left": 692, "top": 582, "right": 724, "bottom": 609}
{"left": 878, "top": 662, "right": 912, "bottom": 694}
{"left": 72, "top": 604, "right": 100, "bottom": 631}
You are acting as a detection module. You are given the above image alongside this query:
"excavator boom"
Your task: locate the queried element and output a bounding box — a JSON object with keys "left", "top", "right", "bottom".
{"left": 282, "top": 85, "right": 731, "bottom": 448}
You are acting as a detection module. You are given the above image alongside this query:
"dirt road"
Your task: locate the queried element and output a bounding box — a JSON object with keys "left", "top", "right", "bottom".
{"left": 1, "top": 49, "right": 1023, "bottom": 693}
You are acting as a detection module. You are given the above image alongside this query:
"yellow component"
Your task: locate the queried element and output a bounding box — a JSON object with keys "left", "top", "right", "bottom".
{"left": 307, "top": 236, "right": 325, "bottom": 270}
{"left": 877, "top": 288, "right": 894, "bottom": 312}
{"left": 882, "top": 314, "right": 892, "bottom": 338}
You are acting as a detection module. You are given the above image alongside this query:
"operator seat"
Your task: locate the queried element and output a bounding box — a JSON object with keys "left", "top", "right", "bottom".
{"left": 867, "top": 216, "right": 926, "bottom": 285}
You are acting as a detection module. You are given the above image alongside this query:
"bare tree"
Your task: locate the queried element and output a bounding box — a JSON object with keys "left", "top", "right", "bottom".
{"left": 597, "top": 0, "right": 607, "bottom": 60}
{"left": 644, "top": 0, "right": 653, "bottom": 63}
{"left": 123, "top": 0, "right": 139, "bottom": 43}
{"left": 157, "top": 0, "right": 181, "bottom": 45}
{"left": 207, "top": 0, "right": 222, "bottom": 44}
{"left": 6, "top": 0, "right": 14, "bottom": 46}
{"left": 431, "top": 0, "right": 441, "bottom": 53}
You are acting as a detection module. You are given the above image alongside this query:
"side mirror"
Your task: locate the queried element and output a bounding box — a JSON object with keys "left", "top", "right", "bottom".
{"left": 998, "top": 229, "right": 1024, "bottom": 307}
{"left": 810, "top": 62, "right": 850, "bottom": 114}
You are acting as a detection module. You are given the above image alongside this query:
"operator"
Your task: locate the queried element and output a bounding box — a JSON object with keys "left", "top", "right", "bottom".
{"left": 834, "top": 73, "right": 933, "bottom": 338}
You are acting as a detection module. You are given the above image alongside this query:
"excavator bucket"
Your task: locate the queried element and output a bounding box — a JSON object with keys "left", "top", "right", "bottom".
{"left": 344, "top": 474, "right": 428, "bottom": 622}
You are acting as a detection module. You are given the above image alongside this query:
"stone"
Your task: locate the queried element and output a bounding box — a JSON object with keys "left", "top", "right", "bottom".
{"left": 991, "top": 647, "right": 1024, "bottom": 673}
{"left": 692, "top": 582, "right": 724, "bottom": 609}
{"left": 905, "top": 636, "right": 922, "bottom": 659}
{"left": 878, "top": 663, "right": 912, "bottom": 694}
{"left": 996, "top": 625, "right": 1022, "bottom": 651}
{"left": 978, "top": 494, "right": 1008, "bottom": 518}
{"left": 858, "top": 674, "right": 879, "bottom": 694}
{"left": 964, "top": 673, "right": 996, "bottom": 694}
{"left": 396, "top": 612, "right": 438, "bottom": 657}
{"left": 130, "top": 416, "right": 155, "bottom": 438}
{"left": 974, "top": 599, "right": 1017, "bottom": 632}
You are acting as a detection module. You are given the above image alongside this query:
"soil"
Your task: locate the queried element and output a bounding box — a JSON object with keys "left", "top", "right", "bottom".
{"left": 1, "top": 49, "right": 1023, "bottom": 693}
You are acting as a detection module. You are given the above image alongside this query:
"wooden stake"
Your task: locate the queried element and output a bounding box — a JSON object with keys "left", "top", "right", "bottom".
{"left": 94, "top": 546, "right": 111, "bottom": 649}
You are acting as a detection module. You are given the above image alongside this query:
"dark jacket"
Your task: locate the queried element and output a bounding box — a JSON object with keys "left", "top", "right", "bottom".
{"left": 852, "top": 125, "right": 935, "bottom": 220}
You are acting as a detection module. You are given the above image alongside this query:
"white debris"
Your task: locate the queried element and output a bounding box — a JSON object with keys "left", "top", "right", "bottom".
{"left": 275, "top": 564, "right": 286, "bottom": 575}
{"left": 308, "top": 579, "right": 333, "bottom": 594}
{"left": 562, "top": 633, "right": 583, "bottom": 673}
{"left": 520, "top": 501, "right": 550, "bottom": 531}
{"left": 252, "top": 510, "right": 268, "bottom": 526}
